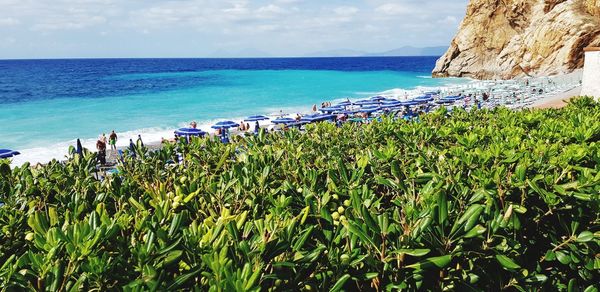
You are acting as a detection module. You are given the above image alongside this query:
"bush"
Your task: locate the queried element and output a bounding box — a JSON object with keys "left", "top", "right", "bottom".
{"left": 1, "top": 97, "right": 599, "bottom": 291}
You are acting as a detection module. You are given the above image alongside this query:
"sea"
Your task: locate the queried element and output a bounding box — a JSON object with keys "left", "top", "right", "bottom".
{"left": 0, "top": 57, "right": 468, "bottom": 165}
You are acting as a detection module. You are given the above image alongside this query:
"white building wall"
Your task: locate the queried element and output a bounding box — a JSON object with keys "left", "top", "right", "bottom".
{"left": 581, "top": 48, "right": 600, "bottom": 100}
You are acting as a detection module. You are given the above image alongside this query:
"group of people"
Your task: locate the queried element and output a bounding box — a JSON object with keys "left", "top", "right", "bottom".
{"left": 96, "top": 130, "right": 118, "bottom": 165}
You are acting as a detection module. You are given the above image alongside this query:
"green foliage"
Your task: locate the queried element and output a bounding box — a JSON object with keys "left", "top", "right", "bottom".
{"left": 1, "top": 97, "right": 599, "bottom": 291}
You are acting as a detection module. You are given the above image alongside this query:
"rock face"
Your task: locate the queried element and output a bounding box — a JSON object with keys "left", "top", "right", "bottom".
{"left": 432, "top": 0, "right": 600, "bottom": 79}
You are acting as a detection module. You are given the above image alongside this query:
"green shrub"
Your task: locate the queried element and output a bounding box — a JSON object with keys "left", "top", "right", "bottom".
{"left": 1, "top": 97, "right": 599, "bottom": 291}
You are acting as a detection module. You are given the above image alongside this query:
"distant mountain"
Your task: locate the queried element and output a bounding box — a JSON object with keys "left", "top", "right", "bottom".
{"left": 303, "top": 49, "right": 368, "bottom": 57}
{"left": 365, "top": 46, "right": 449, "bottom": 57}
{"left": 305, "top": 46, "right": 448, "bottom": 57}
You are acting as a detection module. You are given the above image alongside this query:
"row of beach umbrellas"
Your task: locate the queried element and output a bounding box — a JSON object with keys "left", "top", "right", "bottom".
{"left": 171, "top": 92, "right": 459, "bottom": 137}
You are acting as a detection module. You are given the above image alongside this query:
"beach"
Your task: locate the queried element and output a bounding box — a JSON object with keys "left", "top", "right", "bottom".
{"left": 531, "top": 86, "right": 582, "bottom": 109}
{"left": 1, "top": 58, "right": 584, "bottom": 167}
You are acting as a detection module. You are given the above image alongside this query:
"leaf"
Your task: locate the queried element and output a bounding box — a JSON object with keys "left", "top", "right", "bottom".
{"left": 329, "top": 274, "right": 351, "bottom": 292}
{"left": 576, "top": 231, "right": 594, "bottom": 243}
{"left": 556, "top": 251, "right": 571, "bottom": 265}
{"left": 464, "top": 224, "right": 486, "bottom": 238}
{"left": 437, "top": 192, "right": 448, "bottom": 225}
{"left": 393, "top": 249, "right": 431, "bottom": 257}
{"left": 346, "top": 221, "right": 380, "bottom": 253}
{"left": 406, "top": 255, "right": 452, "bottom": 270}
{"left": 496, "top": 255, "right": 521, "bottom": 270}
{"left": 163, "top": 250, "right": 183, "bottom": 265}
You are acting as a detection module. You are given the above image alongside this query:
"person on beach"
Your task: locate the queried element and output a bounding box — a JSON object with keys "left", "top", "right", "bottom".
{"left": 190, "top": 121, "right": 197, "bottom": 129}
{"left": 295, "top": 113, "right": 301, "bottom": 121}
{"left": 239, "top": 122, "right": 246, "bottom": 131}
{"left": 96, "top": 136, "right": 107, "bottom": 165}
{"left": 109, "top": 130, "right": 117, "bottom": 151}
{"left": 101, "top": 133, "right": 107, "bottom": 144}
{"left": 312, "top": 104, "right": 317, "bottom": 112}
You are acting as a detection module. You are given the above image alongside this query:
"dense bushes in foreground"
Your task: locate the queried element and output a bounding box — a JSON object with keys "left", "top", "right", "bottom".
{"left": 1, "top": 97, "right": 599, "bottom": 291}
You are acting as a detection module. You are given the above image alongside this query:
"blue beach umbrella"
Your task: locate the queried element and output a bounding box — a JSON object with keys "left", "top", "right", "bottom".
{"left": 370, "top": 96, "right": 386, "bottom": 101}
{"left": 357, "top": 106, "right": 380, "bottom": 113}
{"left": 319, "top": 106, "right": 344, "bottom": 113}
{"left": 244, "top": 115, "right": 269, "bottom": 122}
{"left": 211, "top": 121, "right": 239, "bottom": 129}
{"left": 381, "top": 100, "right": 402, "bottom": 108}
{"left": 354, "top": 99, "right": 380, "bottom": 106}
{"left": 175, "top": 128, "right": 207, "bottom": 137}
{"left": 414, "top": 95, "right": 434, "bottom": 102}
{"left": 0, "top": 149, "right": 20, "bottom": 159}
{"left": 301, "top": 114, "right": 336, "bottom": 123}
{"left": 335, "top": 101, "right": 353, "bottom": 107}
{"left": 272, "top": 117, "right": 295, "bottom": 124}
{"left": 396, "top": 100, "right": 420, "bottom": 107}
{"left": 436, "top": 99, "right": 455, "bottom": 104}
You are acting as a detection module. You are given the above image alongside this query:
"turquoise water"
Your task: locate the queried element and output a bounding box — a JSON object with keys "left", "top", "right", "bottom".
{"left": 0, "top": 58, "right": 468, "bottom": 164}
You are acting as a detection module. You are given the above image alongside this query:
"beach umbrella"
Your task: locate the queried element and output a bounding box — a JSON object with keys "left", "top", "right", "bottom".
{"left": 357, "top": 106, "right": 380, "bottom": 113}
{"left": 0, "top": 149, "right": 20, "bottom": 159}
{"left": 301, "top": 114, "right": 336, "bottom": 123}
{"left": 272, "top": 117, "right": 295, "bottom": 124}
{"left": 175, "top": 128, "right": 207, "bottom": 137}
{"left": 398, "top": 100, "right": 421, "bottom": 106}
{"left": 319, "top": 106, "right": 344, "bottom": 113}
{"left": 335, "top": 101, "right": 353, "bottom": 107}
{"left": 436, "top": 99, "right": 455, "bottom": 104}
{"left": 414, "top": 95, "right": 434, "bottom": 102}
{"left": 370, "top": 96, "right": 386, "bottom": 101}
{"left": 76, "top": 139, "right": 83, "bottom": 156}
{"left": 354, "top": 99, "right": 380, "bottom": 106}
{"left": 244, "top": 115, "right": 269, "bottom": 122}
{"left": 381, "top": 100, "right": 402, "bottom": 107}
{"left": 211, "top": 121, "right": 239, "bottom": 129}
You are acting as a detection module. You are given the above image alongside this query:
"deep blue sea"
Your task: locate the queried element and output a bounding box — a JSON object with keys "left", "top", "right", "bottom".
{"left": 0, "top": 57, "right": 467, "bottom": 164}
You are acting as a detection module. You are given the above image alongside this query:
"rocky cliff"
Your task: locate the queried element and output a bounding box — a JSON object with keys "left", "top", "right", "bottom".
{"left": 432, "top": 0, "right": 600, "bottom": 79}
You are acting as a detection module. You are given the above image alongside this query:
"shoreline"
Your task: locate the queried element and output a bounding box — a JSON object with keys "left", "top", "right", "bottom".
{"left": 7, "top": 71, "right": 584, "bottom": 167}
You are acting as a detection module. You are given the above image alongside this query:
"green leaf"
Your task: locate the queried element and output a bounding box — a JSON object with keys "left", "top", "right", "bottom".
{"left": 464, "top": 224, "right": 486, "bottom": 238}
{"left": 556, "top": 251, "right": 571, "bottom": 265}
{"left": 576, "top": 231, "right": 594, "bottom": 243}
{"left": 329, "top": 274, "right": 351, "bottom": 292}
{"left": 346, "top": 221, "right": 380, "bottom": 253}
{"left": 496, "top": 255, "right": 520, "bottom": 270}
{"left": 393, "top": 249, "right": 431, "bottom": 257}
{"left": 406, "top": 255, "right": 452, "bottom": 270}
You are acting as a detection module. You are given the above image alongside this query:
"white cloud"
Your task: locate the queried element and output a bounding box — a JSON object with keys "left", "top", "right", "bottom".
{"left": 375, "top": 3, "right": 413, "bottom": 15}
{"left": 0, "top": 0, "right": 471, "bottom": 58}
{"left": 334, "top": 6, "right": 359, "bottom": 16}
{"left": 0, "top": 17, "right": 20, "bottom": 26}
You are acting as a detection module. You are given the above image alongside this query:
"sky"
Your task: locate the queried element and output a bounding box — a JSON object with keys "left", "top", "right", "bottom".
{"left": 0, "top": 0, "right": 469, "bottom": 59}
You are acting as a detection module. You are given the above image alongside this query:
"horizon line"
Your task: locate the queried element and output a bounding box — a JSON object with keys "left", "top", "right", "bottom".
{"left": 0, "top": 55, "right": 444, "bottom": 61}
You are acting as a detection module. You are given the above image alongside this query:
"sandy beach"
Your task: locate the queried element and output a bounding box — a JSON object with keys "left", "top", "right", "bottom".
{"left": 530, "top": 86, "right": 582, "bottom": 109}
